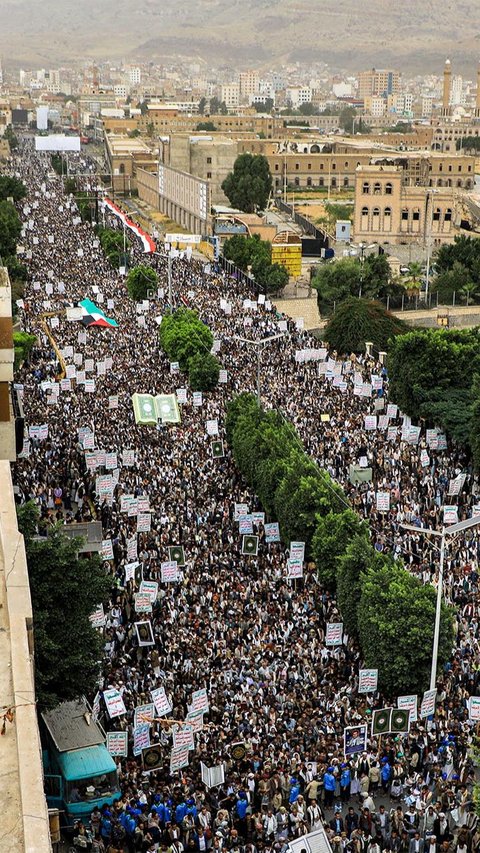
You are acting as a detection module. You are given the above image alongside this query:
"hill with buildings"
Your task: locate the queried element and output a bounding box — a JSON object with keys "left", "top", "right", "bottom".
{"left": 1, "top": 0, "right": 479, "bottom": 71}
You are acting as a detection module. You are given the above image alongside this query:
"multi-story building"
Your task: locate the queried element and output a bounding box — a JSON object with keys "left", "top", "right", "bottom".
{"left": 358, "top": 68, "right": 400, "bottom": 100}
{"left": 353, "top": 164, "right": 458, "bottom": 245}
{"left": 285, "top": 87, "right": 312, "bottom": 109}
{"left": 159, "top": 132, "right": 238, "bottom": 204}
{"left": 363, "top": 95, "right": 387, "bottom": 117}
{"left": 128, "top": 66, "right": 141, "bottom": 86}
{"left": 221, "top": 83, "right": 240, "bottom": 111}
{"left": 238, "top": 71, "right": 259, "bottom": 103}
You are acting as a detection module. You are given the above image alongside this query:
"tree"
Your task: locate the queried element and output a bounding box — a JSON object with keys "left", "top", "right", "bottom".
{"left": 222, "top": 153, "right": 273, "bottom": 213}
{"left": 209, "top": 96, "right": 228, "bottom": 115}
{"left": 254, "top": 261, "right": 289, "bottom": 294}
{"left": 432, "top": 262, "right": 470, "bottom": 304}
{"left": 13, "top": 331, "right": 36, "bottom": 370}
{"left": 198, "top": 97, "right": 207, "bottom": 115}
{"left": 336, "top": 535, "right": 385, "bottom": 638}
{"left": 471, "top": 376, "right": 480, "bottom": 470}
{"left": 298, "top": 102, "right": 318, "bottom": 116}
{"left": 274, "top": 449, "right": 345, "bottom": 550}
{"left": 225, "top": 392, "right": 258, "bottom": 444}
{"left": 357, "top": 562, "right": 454, "bottom": 696}
{"left": 126, "top": 265, "right": 158, "bottom": 301}
{"left": 0, "top": 199, "right": 22, "bottom": 258}
{"left": 388, "top": 328, "right": 480, "bottom": 419}
{"left": 339, "top": 106, "right": 357, "bottom": 134}
{"left": 312, "top": 258, "right": 361, "bottom": 316}
{"left": 223, "top": 233, "right": 271, "bottom": 271}
{"left": 0, "top": 175, "right": 26, "bottom": 201}
{"left": 4, "top": 125, "right": 18, "bottom": 150}
{"left": 159, "top": 308, "right": 213, "bottom": 371}
{"left": 253, "top": 98, "right": 274, "bottom": 113}
{"left": 188, "top": 352, "right": 220, "bottom": 391}
{"left": 17, "top": 503, "right": 110, "bottom": 709}
{"left": 460, "top": 281, "right": 479, "bottom": 306}
{"left": 312, "top": 511, "right": 368, "bottom": 590}
{"left": 456, "top": 136, "right": 480, "bottom": 152}
{"left": 434, "top": 235, "right": 480, "bottom": 286}
{"left": 323, "top": 298, "right": 408, "bottom": 354}
{"left": 195, "top": 121, "right": 217, "bottom": 131}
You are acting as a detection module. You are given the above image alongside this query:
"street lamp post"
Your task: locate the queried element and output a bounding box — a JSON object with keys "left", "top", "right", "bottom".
{"left": 400, "top": 514, "right": 480, "bottom": 689}
{"left": 235, "top": 333, "right": 285, "bottom": 408}
{"left": 424, "top": 188, "right": 439, "bottom": 302}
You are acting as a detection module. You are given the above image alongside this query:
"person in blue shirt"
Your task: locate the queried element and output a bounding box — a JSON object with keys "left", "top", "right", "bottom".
{"left": 175, "top": 799, "right": 187, "bottom": 824}
{"left": 340, "top": 763, "right": 351, "bottom": 803}
{"left": 323, "top": 767, "right": 337, "bottom": 809}
{"left": 289, "top": 777, "right": 301, "bottom": 804}
{"left": 381, "top": 758, "right": 391, "bottom": 794}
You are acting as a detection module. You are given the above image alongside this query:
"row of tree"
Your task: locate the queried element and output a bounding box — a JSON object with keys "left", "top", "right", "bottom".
{"left": 17, "top": 503, "right": 110, "bottom": 709}
{"left": 388, "top": 326, "right": 480, "bottom": 465}
{"left": 159, "top": 308, "right": 220, "bottom": 391}
{"left": 226, "top": 393, "right": 454, "bottom": 695}
{"left": 223, "top": 233, "right": 289, "bottom": 294}
{"left": 432, "top": 235, "right": 480, "bottom": 305}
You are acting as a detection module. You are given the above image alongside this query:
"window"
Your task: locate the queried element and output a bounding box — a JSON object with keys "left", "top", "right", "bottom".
{"left": 275, "top": 164, "right": 279, "bottom": 171}
{"left": 343, "top": 177, "right": 349, "bottom": 187}
{"left": 372, "top": 207, "right": 380, "bottom": 217}
{"left": 332, "top": 162, "right": 336, "bottom": 170}
{"left": 444, "top": 208, "right": 452, "bottom": 221}
{"left": 384, "top": 207, "right": 391, "bottom": 216}
{"left": 207, "top": 157, "right": 212, "bottom": 164}
{"left": 362, "top": 182, "right": 370, "bottom": 194}
{"left": 295, "top": 163, "right": 299, "bottom": 170}
{"left": 437, "top": 179, "right": 443, "bottom": 187}
{"left": 207, "top": 172, "right": 212, "bottom": 179}
{"left": 412, "top": 209, "right": 420, "bottom": 221}
{"left": 385, "top": 182, "right": 392, "bottom": 195}
{"left": 373, "top": 182, "right": 381, "bottom": 195}
{"left": 295, "top": 177, "right": 300, "bottom": 187}
{"left": 401, "top": 209, "right": 409, "bottom": 220}
{"left": 331, "top": 177, "right": 337, "bottom": 188}
{"left": 439, "top": 163, "right": 443, "bottom": 172}
{"left": 307, "top": 177, "right": 312, "bottom": 187}
{"left": 433, "top": 208, "right": 441, "bottom": 221}
{"left": 308, "top": 163, "right": 312, "bottom": 170}
{"left": 320, "top": 163, "right": 324, "bottom": 170}
{"left": 457, "top": 179, "right": 462, "bottom": 187}
{"left": 361, "top": 206, "right": 369, "bottom": 216}
{"left": 345, "top": 161, "right": 349, "bottom": 168}
{"left": 448, "top": 164, "right": 452, "bottom": 172}
{"left": 319, "top": 177, "right": 324, "bottom": 186}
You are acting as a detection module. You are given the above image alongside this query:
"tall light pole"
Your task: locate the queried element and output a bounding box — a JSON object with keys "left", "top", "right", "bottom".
{"left": 400, "top": 514, "right": 480, "bottom": 690}
{"left": 424, "top": 188, "right": 439, "bottom": 301}
{"left": 234, "top": 333, "right": 285, "bottom": 408}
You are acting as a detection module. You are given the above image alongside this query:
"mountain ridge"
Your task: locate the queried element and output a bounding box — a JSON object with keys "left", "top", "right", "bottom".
{"left": 0, "top": 0, "right": 478, "bottom": 73}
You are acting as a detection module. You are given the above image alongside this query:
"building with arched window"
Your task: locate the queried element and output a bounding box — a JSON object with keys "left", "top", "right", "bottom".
{"left": 354, "top": 164, "right": 460, "bottom": 245}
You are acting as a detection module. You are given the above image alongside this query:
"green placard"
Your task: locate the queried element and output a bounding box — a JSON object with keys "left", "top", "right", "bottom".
{"left": 169, "top": 546, "right": 185, "bottom": 566}
{"left": 242, "top": 535, "right": 259, "bottom": 556}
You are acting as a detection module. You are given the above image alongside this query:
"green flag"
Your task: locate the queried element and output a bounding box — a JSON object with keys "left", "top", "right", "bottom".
{"left": 169, "top": 546, "right": 185, "bottom": 566}
{"left": 212, "top": 440, "right": 224, "bottom": 458}
{"left": 372, "top": 708, "right": 392, "bottom": 735}
{"left": 242, "top": 535, "right": 259, "bottom": 556}
{"left": 390, "top": 708, "right": 409, "bottom": 733}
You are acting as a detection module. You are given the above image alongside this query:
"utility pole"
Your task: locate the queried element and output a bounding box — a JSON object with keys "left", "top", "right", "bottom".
{"left": 401, "top": 514, "right": 480, "bottom": 690}
{"left": 234, "top": 333, "right": 286, "bottom": 408}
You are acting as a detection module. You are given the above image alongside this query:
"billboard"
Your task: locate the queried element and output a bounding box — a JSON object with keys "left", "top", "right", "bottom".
{"left": 36, "top": 107, "right": 49, "bottom": 131}
{"left": 35, "top": 135, "right": 81, "bottom": 152}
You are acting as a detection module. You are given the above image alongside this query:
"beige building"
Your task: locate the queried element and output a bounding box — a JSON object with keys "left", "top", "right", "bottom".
{"left": 138, "top": 107, "right": 281, "bottom": 138}
{"left": 0, "top": 268, "right": 16, "bottom": 461}
{"left": 358, "top": 68, "right": 400, "bottom": 100}
{"left": 104, "top": 134, "right": 157, "bottom": 194}
{"left": 353, "top": 164, "right": 458, "bottom": 245}
{"left": 221, "top": 83, "right": 240, "bottom": 111}
{"left": 238, "top": 139, "right": 475, "bottom": 194}
{"left": 159, "top": 133, "right": 238, "bottom": 205}
{"left": 239, "top": 71, "right": 259, "bottom": 102}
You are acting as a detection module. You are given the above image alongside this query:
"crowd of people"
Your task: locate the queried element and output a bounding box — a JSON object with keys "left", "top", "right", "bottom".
{"left": 5, "top": 144, "right": 480, "bottom": 853}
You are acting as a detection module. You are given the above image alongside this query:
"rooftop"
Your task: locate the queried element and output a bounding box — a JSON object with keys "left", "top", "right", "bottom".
{"left": 42, "top": 700, "right": 105, "bottom": 753}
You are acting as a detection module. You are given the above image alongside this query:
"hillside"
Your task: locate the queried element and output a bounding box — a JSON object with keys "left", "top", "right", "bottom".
{"left": 0, "top": 0, "right": 479, "bottom": 72}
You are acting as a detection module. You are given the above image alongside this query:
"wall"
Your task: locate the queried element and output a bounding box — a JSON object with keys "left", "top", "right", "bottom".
{"left": 0, "top": 461, "right": 52, "bottom": 852}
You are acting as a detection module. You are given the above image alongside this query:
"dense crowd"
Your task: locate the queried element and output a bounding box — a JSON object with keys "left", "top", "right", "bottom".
{"left": 6, "top": 145, "right": 480, "bottom": 853}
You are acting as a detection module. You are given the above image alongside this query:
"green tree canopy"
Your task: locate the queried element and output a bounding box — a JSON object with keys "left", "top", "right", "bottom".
{"left": 313, "top": 510, "right": 368, "bottom": 590}
{"left": 17, "top": 503, "right": 110, "bottom": 709}
{"left": 195, "top": 121, "right": 217, "bottom": 131}
{"left": 388, "top": 327, "right": 480, "bottom": 417}
{"left": 254, "top": 261, "right": 289, "bottom": 294}
{"left": 0, "top": 199, "right": 22, "bottom": 258}
{"left": 358, "top": 562, "right": 454, "bottom": 696}
{"left": 188, "top": 351, "right": 220, "bottom": 391}
{"left": 13, "top": 331, "right": 36, "bottom": 370}
{"left": 0, "top": 175, "right": 26, "bottom": 201}
{"left": 434, "top": 235, "right": 480, "bottom": 288}
{"left": 159, "top": 308, "right": 213, "bottom": 371}
{"left": 222, "top": 153, "right": 273, "bottom": 213}
{"left": 223, "top": 233, "right": 271, "bottom": 271}
{"left": 126, "top": 264, "right": 158, "bottom": 301}
{"left": 323, "top": 298, "right": 408, "bottom": 354}
{"left": 337, "top": 535, "right": 386, "bottom": 639}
